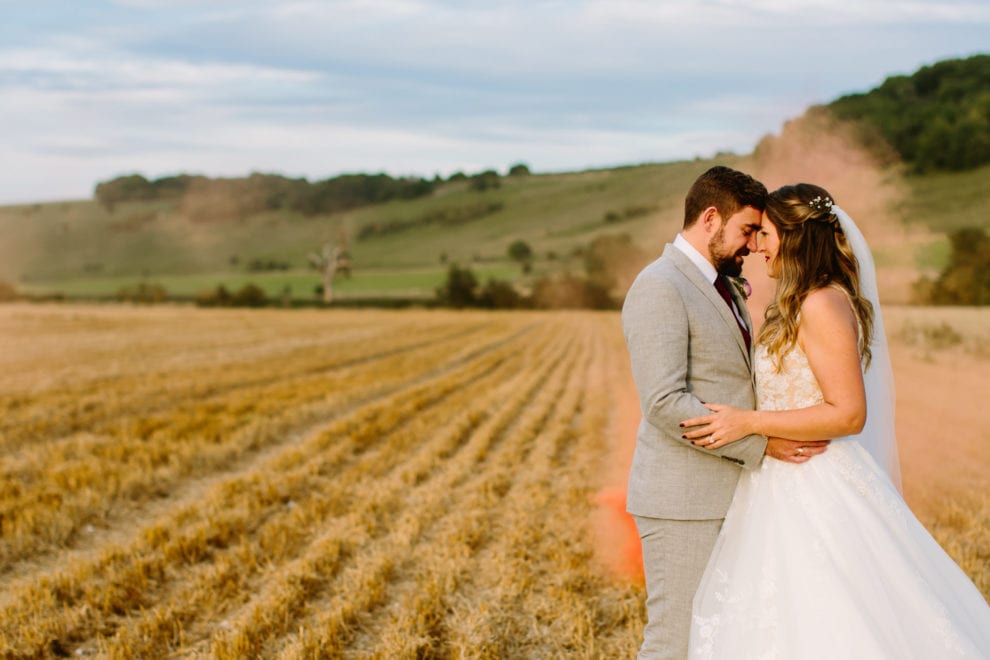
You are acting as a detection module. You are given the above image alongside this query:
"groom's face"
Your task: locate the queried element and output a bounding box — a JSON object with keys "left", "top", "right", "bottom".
{"left": 709, "top": 206, "right": 762, "bottom": 277}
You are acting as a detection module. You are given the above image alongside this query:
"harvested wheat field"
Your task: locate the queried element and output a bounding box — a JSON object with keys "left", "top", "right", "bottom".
{"left": 0, "top": 303, "right": 986, "bottom": 657}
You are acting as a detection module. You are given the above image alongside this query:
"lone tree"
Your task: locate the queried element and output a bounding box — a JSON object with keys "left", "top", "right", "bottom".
{"left": 309, "top": 236, "right": 352, "bottom": 304}
{"left": 436, "top": 264, "right": 479, "bottom": 308}
{"left": 469, "top": 170, "right": 501, "bottom": 191}
{"left": 914, "top": 227, "right": 990, "bottom": 305}
{"left": 507, "top": 239, "right": 533, "bottom": 267}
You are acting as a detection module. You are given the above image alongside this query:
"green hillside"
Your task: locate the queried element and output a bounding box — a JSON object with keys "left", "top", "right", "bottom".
{"left": 896, "top": 162, "right": 990, "bottom": 231}
{"left": 1, "top": 157, "right": 736, "bottom": 300}
{"left": 3, "top": 155, "right": 990, "bottom": 303}
{"left": 3, "top": 53, "right": 990, "bottom": 304}
{"left": 828, "top": 54, "right": 990, "bottom": 172}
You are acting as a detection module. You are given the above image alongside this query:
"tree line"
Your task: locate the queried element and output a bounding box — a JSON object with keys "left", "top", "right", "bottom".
{"left": 94, "top": 172, "right": 437, "bottom": 216}
{"left": 827, "top": 54, "right": 990, "bottom": 172}
{"left": 92, "top": 164, "right": 531, "bottom": 217}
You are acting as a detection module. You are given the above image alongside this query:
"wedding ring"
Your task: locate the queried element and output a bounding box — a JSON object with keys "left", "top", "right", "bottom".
{"left": 797, "top": 447, "right": 804, "bottom": 455}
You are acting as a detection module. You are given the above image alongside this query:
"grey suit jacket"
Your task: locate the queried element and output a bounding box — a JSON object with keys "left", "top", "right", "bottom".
{"left": 623, "top": 243, "right": 768, "bottom": 520}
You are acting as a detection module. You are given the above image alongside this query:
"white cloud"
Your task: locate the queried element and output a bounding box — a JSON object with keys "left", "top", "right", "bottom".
{"left": 0, "top": 42, "right": 318, "bottom": 89}
{"left": 579, "top": 0, "right": 990, "bottom": 25}
{"left": 0, "top": 0, "right": 986, "bottom": 202}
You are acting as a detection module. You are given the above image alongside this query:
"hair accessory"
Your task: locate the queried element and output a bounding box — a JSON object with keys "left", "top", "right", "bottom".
{"left": 809, "top": 195, "right": 834, "bottom": 212}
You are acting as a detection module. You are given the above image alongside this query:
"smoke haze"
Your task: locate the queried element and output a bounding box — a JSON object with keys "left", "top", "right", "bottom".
{"left": 746, "top": 109, "right": 918, "bottom": 314}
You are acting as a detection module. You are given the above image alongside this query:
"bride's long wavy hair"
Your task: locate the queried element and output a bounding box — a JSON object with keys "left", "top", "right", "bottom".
{"left": 759, "top": 183, "right": 874, "bottom": 370}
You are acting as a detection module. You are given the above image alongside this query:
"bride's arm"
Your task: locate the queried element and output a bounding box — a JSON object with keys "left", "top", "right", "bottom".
{"left": 681, "top": 287, "right": 866, "bottom": 447}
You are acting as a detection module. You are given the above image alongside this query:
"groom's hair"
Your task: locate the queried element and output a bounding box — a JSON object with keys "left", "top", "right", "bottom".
{"left": 683, "top": 166, "right": 768, "bottom": 229}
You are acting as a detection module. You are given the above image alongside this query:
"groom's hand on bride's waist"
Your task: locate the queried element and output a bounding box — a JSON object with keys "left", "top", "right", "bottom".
{"left": 765, "top": 437, "right": 830, "bottom": 464}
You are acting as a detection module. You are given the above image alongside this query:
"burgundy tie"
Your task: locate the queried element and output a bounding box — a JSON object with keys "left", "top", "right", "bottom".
{"left": 714, "top": 276, "right": 751, "bottom": 352}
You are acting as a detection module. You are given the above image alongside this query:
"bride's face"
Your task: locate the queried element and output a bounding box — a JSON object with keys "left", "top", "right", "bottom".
{"left": 757, "top": 214, "right": 781, "bottom": 278}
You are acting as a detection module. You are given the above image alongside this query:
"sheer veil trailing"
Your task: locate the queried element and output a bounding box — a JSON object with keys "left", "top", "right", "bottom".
{"left": 832, "top": 205, "right": 902, "bottom": 491}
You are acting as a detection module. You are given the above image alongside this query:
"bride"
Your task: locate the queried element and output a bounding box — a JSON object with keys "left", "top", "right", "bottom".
{"left": 679, "top": 183, "right": 990, "bottom": 658}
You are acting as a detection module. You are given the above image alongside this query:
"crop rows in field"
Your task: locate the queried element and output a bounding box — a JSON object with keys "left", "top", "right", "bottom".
{"left": 0, "top": 305, "right": 645, "bottom": 657}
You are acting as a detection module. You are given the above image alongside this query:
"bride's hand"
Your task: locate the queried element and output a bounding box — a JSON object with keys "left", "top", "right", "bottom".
{"left": 680, "top": 404, "right": 757, "bottom": 449}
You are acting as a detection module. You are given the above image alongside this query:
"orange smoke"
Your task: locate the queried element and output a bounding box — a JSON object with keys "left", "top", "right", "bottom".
{"left": 748, "top": 107, "right": 913, "bottom": 305}
{"left": 592, "top": 374, "right": 644, "bottom": 583}
{"left": 592, "top": 486, "right": 643, "bottom": 582}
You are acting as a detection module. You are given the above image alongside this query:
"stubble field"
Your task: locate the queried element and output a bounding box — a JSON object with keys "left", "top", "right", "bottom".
{"left": 0, "top": 303, "right": 986, "bottom": 657}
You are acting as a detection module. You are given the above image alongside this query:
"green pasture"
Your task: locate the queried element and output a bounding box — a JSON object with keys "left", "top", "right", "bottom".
{"left": 899, "top": 163, "right": 990, "bottom": 232}
{"left": 20, "top": 264, "right": 523, "bottom": 300}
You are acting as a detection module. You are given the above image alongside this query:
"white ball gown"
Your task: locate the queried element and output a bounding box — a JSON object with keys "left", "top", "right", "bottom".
{"left": 689, "top": 341, "right": 990, "bottom": 659}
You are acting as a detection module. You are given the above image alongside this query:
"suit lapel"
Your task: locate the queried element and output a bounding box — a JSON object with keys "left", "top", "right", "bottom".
{"left": 726, "top": 277, "right": 756, "bottom": 361}
{"left": 663, "top": 244, "right": 751, "bottom": 366}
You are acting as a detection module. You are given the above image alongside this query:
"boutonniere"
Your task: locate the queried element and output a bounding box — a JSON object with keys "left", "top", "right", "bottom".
{"left": 728, "top": 276, "right": 751, "bottom": 300}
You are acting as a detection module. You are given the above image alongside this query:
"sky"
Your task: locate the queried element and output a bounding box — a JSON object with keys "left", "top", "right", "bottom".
{"left": 1, "top": 1, "right": 988, "bottom": 204}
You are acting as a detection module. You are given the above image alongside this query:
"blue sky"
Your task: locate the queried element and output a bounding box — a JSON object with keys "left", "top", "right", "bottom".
{"left": 2, "top": 0, "right": 988, "bottom": 203}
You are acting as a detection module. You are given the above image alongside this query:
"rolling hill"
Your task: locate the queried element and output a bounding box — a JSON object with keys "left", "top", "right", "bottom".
{"left": 0, "top": 158, "right": 729, "bottom": 301}
{"left": 2, "top": 55, "right": 989, "bottom": 305}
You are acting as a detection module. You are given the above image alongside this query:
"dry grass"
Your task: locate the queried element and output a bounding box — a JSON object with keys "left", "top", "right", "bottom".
{"left": 0, "top": 303, "right": 984, "bottom": 657}
{"left": 881, "top": 306, "right": 990, "bottom": 599}
{"left": 0, "top": 304, "right": 645, "bottom": 657}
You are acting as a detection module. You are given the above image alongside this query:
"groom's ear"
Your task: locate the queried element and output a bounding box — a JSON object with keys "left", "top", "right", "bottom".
{"left": 700, "top": 206, "right": 721, "bottom": 233}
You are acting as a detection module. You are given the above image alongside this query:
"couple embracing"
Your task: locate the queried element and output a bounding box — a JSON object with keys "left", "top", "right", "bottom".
{"left": 622, "top": 166, "right": 990, "bottom": 659}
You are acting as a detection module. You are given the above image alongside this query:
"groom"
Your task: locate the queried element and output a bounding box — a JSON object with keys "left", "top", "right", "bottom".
{"left": 622, "top": 166, "right": 828, "bottom": 659}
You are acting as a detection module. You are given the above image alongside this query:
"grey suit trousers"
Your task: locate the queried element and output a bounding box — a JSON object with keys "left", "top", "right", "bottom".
{"left": 633, "top": 516, "right": 723, "bottom": 660}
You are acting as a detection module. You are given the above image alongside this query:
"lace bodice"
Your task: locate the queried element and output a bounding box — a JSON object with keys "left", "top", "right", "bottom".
{"left": 754, "top": 342, "right": 823, "bottom": 412}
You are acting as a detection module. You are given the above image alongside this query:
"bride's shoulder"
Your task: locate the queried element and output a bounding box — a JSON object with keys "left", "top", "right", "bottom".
{"left": 799, "top": 286, "right": 857, "bottom": 329}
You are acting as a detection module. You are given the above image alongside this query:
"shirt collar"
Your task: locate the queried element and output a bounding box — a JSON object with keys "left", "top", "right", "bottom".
{"left": 673, "top": 233, "right": 718, "bottom": 284}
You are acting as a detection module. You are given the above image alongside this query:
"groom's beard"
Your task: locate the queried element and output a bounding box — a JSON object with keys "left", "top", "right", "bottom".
{"left": 709, "top": 228, "right": 748, "bottom": 277}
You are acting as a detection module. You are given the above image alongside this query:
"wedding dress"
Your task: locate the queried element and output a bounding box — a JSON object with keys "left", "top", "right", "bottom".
{"left": 688, "top": 338, "right": 990, "bottom": 658}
